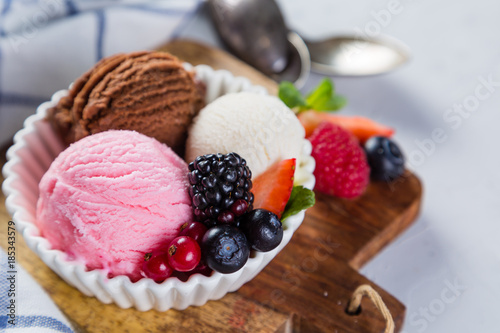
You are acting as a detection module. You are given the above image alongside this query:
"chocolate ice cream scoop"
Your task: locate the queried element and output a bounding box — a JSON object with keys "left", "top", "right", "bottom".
{"left": 48, "top": 51, "right": 205, "bottom": 155}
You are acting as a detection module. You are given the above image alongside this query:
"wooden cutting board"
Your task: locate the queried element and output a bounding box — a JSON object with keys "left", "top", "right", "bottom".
{"left": 0, "top": 40, "right": 422, "bottom": 333}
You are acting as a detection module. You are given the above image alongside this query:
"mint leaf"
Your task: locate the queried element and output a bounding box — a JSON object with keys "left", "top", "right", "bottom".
{"left": 306, "top": 78, "right": 346, "bottom": 111}
{"left": 281, "top": 186, "right": 315, "bottom": 221}
{"left": 278, "top": 81, "right": 307, "bottom": 110}
{"left": 278, "top": 78, "right": 347, "bottom": 113}
{"left": 316, "top": 95, "right": 347, "bottom": 111}
{"left": 306, "top": 78, "right": 333, "bottom": 110}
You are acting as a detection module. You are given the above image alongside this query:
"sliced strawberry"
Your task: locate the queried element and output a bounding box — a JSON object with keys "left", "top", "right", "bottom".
{"left": 297, "top": 110, "right": 394, "bottom": 143}
{"left": 251, "top": 158, "right": 296, "bottom": 219}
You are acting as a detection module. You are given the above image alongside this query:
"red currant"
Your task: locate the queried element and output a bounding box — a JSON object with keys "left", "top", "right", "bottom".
{"left": 191, "top": 262, "right": 213, "bottom": 277}
{"left": 230, "top": 199, "right": 249, "bottom": 216}
{"left": 179, "top": 221, "right": 208, "bottom": 245}
{"left": 167, "top": 236, "right": 201, "bottom": 272}
{"left": 173, "top": 263, "right": 213, "bottom": 282}
{"left": 141, "top": 251, "right": 173, "bottom": 282}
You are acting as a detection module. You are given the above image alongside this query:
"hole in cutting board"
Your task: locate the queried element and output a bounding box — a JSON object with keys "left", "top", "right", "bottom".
{"left": 345, "top": 304, "right": 362, "bottom": 316}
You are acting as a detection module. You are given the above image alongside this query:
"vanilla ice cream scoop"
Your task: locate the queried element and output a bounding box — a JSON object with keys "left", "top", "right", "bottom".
{"left": 185, "top": 92, "right": 305, "bottom": 177}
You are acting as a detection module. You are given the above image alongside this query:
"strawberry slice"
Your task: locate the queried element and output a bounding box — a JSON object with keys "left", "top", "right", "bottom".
{"left": 297, "top": 110, "right": 394, "bottom": 143}
{"left": 251, "top": 158, "right": 296, "bottom": 219}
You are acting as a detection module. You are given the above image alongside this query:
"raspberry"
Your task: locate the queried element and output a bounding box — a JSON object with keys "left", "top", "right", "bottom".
{"left": 309, "top": 121, "right": 370, "bottom": 199}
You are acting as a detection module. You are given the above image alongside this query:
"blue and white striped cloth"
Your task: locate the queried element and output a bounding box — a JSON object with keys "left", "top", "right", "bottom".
{"left": 1, "top": 249, "right": 74, "bottom": 332}
{"left": 0, "top": 0, "right": 201, "bottom": 147}
{"left": 0, "top": 1, "right": 200, "bottom": 331}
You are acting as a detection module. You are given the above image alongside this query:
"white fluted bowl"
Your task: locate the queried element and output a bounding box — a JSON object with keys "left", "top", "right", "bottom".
{"left": 2, "top": 64, "right": 315, "bottom": 311}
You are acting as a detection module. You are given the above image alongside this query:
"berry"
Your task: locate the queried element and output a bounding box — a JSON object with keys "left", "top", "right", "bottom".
{"left": 201, "top": 225, "right": 250, "bottom": 274}
{"left": 173, "top": 263, "right": 213, "bottom": 282}
{"left": 298, "top": 110, "right": 394, "bottom": 143}
{"left": 188, "top": 153, "right": 253, "bottom": 226}
{"left": 190, "top": 262, "right": 213, "bottom": 277}
{"left": 251, "top": 159, "right": 295, "bottom": 218}
{"left": 239, "top": 209, "right": 283, "bottom": 252}
{"left": 230, "top": 199, "right": 249, "bottom": 217}
{"left": 364, "top": 136, "right": 405, "bottom": 181}
{"left": 167, "top": 236, "right": 201, "bottom": 272}
{"left": 218, "top": 211, "right": 235, "bottom": 224}
{"left": 179, "top": 221, "right": 208, "bottom": 245}
{"left": 142, "top": 251, "right": 173, "bottom": 282}
{"left": 309, "top": 122, "right": 370, "bottom": 199}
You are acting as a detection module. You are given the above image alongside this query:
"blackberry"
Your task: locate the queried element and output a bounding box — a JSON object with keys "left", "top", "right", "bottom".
{"left": 188, "top": 153, "right": 253, "bottom": 226}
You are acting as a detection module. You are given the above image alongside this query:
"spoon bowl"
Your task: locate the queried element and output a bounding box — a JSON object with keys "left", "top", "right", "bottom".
{"left": 207, "top": 0, "right": 289, "bottom": 75}
{"left": 305, "top": 34, "right": 410, "bottom": 76}
{"left": 270, "top": 31, "right": 310, "bottom": 89}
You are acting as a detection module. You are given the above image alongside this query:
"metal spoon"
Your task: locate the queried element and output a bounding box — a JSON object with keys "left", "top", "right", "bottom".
{"left": 305, "top": 34, "right": 409, "bottom": 76}
{"left": 207, "top": 0, "right": 310, "bottom": 88}
{"left": 207, "top": 0, "right": 290, "bottom": 75}
{"left": 207, "top": 0, "right": 409, "bottom": 83}
{"left": 269, "top": 31, "right": 310, "bottom": 89}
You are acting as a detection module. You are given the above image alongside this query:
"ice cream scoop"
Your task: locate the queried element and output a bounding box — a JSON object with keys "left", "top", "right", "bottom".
{"left": 208, "top": 0, "right": 408, "bottom": 78}
{"left": 36, "top": 130, "right": 193, "bottom": 281}
{"left": 185, "top": 92, "right": 305, "bottom": 177}
{"left": 47, "top": 51, "right": 205, "bottom": 155}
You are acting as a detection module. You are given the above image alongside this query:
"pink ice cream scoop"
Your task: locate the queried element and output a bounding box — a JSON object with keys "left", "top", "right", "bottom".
{"left": 36, "top": 130, "right": 193, "bottom": 281}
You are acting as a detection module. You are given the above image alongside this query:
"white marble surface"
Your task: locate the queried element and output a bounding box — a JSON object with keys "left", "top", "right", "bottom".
{"left": 181, "top": 1, "right": 500, "bottom": 332}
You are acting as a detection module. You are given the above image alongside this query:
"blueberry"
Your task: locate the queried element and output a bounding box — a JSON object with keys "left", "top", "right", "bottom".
{"left": 201, "top": 225, "right": 250, "bottom": 273}
{"left": 239, "top": 209, "right": 283, "bottom": 252}
{"left": 364, "top": 136, "right": 405, "bottom": 181}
